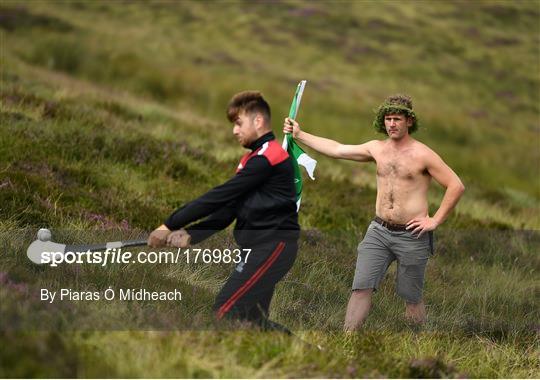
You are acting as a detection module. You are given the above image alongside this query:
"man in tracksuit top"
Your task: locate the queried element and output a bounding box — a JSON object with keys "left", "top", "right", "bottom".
{"left": 148, "top": 91, "right": 299, "bottom": 331}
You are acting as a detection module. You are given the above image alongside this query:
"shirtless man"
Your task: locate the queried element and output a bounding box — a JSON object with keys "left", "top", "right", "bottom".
{"left": 283, "top": 94, "right": 465, "bottom": 331}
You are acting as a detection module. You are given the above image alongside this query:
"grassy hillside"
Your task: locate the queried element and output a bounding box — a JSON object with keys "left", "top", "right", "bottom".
{"left": 1, "top": 0, "right": 539, "bottom": 378}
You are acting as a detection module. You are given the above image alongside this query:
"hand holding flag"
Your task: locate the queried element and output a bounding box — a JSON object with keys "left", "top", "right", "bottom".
{"left": 282, "top": 80, "right": 317, "bottom": 211}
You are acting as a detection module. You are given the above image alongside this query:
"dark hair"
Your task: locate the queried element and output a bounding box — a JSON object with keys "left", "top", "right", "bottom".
{"left": 372, "top": 94, "right": 419, "bottom": 135}
{"left": 226, "top": 91, "right": 271, "bottom": 124}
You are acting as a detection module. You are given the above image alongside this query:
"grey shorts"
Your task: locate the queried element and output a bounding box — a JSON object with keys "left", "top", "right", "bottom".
{"left": 352, "top": 220, "right": 434, "bottom": 303}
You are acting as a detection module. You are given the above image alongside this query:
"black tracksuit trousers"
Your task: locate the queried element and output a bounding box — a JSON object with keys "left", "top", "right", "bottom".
{"left": 213, "top": 239, "right": 298, "bottom": 333}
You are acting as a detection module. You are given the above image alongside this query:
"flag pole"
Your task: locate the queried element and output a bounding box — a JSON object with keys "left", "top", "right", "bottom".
{"left": 282, "top": 81, "right": 317, "bottom": 211}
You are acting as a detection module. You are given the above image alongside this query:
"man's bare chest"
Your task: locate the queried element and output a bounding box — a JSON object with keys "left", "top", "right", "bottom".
{"left": 375, "top": 154, "right": 428, "bottom": 181}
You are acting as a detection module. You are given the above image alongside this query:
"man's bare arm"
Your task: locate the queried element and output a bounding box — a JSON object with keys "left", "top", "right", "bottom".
{"left": 426, "top": 150, "right": 465, "bottom": 225}
{"left": 283, "top": 118, "right": 375, "bottom": 162}
{"left": 407, "top": 148, "right": 465, "bottom": 236}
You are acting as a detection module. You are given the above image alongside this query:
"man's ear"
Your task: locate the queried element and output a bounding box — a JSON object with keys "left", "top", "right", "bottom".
{"left": 253, "top": 114, "right": 261, "bottom": 126}
{"left": 407, "top": 117, "right": 414, "bottom": 127}
{"left": 253, "top": 114, "right": 265, "bottom": 129}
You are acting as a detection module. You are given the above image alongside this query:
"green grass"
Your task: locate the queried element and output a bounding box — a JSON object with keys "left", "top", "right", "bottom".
{"left": 1, "top": 0, "right": 539, "bottom": 378}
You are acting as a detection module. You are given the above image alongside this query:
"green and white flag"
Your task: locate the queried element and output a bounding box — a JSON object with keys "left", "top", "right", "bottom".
{"left": 282, "top": 80, "right": 317, "bottom": 211}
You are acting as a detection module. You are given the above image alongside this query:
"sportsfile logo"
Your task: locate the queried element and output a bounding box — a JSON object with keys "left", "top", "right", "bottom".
{"left": 38, "top": 248, "right": 151, "bottom": 267}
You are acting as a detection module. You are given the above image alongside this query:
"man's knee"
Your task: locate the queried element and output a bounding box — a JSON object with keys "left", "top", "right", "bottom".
{"left": 405, "top": 299, "right": 424, "bottom": 309}
{"left": 405, "top": 301, "right": 425, "bottom": 316}
{"left": 351, "top": 288, "right": 373, "bottom": 299}
{"left": 397, "top": 283, "right": 422, "bottom": 303}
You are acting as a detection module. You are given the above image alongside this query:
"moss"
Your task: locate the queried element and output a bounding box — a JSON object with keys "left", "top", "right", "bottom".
{"left": 372, "top": 104, "right": 419, "bottom": 135}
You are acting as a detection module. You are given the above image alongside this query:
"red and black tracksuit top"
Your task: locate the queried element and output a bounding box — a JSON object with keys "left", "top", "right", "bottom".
{"left": 164, "top": 132, "right": 300, "bottom": 247}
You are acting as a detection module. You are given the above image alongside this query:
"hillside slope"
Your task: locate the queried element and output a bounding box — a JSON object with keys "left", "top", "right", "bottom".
{"left": 1, "top": 1, "right": 539, "bottom": 378}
